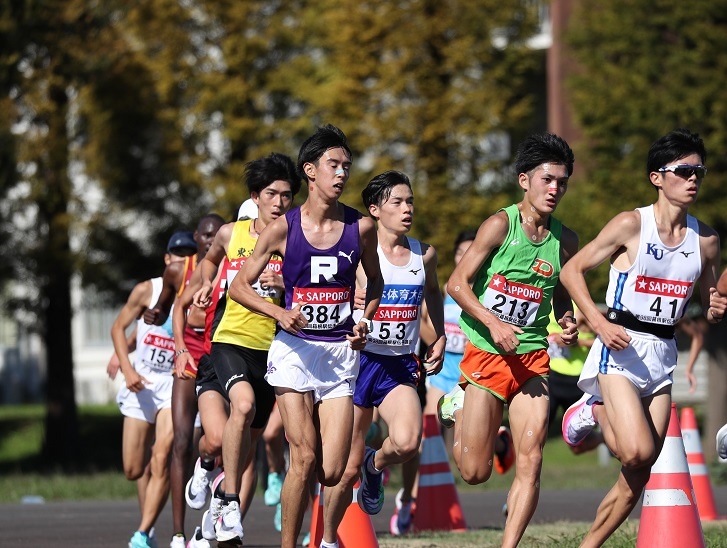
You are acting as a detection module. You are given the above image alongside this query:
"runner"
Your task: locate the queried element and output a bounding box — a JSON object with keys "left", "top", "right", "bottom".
{"left": 322, "top": 170, "right": 445, "bottom": 547}
{"left": 191, "top": 152, "right": 301, "bottom": 543}
{"left": 143, "top": 214, "right": 224, "bottom": 546}
{"left": 560, "top": 128, "right": 727, "bottom": 547}
{"left": 438, "top": 133, "right": 579, "bottom": 547}
{"left": 111, "top": 236, "right": 196, "bottom": 548}
{"left": 227, "top": 124, "right": 383, "bottom": 548}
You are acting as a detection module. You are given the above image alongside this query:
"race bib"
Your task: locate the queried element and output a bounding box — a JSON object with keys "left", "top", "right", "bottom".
{"left": 223, "top": 257, "right": 283, "bottom": 300}
{"left": 445, "top": 321, "right": 467, "bottom": 354}
{"left": 482, "top": 274, "right": 542, "bottom": 327}
{"left": 368, "top": 285, "right": 422, "bottom": 347}
{"left": 139, "top": 332, "right": 175, "bottom": 373}
{"left": 632, "top": 275, "right": 692, "bottom": 325}
{"left": 293, "top": 286, "right": 352, "bottom": 330}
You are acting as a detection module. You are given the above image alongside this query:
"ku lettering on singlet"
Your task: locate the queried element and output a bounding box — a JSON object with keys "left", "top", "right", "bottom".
{"left": 482, "top": 274, "right": 543, "bottom": 327}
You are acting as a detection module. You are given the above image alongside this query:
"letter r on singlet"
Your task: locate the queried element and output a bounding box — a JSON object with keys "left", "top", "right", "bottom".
{"left": 311, "top": 256, "right": 338, "bottom": 283}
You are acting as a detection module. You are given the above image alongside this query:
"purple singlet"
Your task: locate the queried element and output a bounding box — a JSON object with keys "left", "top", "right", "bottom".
{"left": 283, "top": 205, "right": 361, "bottom": 341}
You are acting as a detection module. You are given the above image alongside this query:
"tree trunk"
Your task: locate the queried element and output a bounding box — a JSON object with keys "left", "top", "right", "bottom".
{"left": 40, "top": 73, "right": 79, "bottom": 468}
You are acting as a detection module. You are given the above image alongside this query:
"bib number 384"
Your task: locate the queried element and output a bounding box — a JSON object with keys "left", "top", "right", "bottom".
{"left": 293, "top": 286, "right": 352, "bottom": 330}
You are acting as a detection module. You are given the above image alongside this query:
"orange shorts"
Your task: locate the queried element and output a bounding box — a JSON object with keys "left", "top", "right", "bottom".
{"left": 459, "top": 343, "right": 549, "bottom": 403}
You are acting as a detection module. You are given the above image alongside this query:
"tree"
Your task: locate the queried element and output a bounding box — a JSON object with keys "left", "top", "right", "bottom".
{"left": 564, "top": 0, "right": 727, "bottom": 296}
{"left": 189, "top": 0, "right": 546, "bottom": 281}
{"left": 0, "top": 0, "right": 210, "bottom": 466}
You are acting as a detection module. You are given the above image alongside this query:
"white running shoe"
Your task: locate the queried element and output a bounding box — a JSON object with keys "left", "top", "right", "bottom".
{"left": 562, "top": 393, "right": 599, "bottom": 447}
{"left": 201, "top": 472, "right": 225, "bottom": 541}
{"left": 169, "top": 534, "right": 185, "bottom": 548}
{"left": 185, "top": 458, "right": 220, "bottom": 510}
{"left": 215, "top": 501, "right": 244, "bottom": 542}
{"left": 717, "top": 423, "right": 727, "bottom": 460}
{"left": 185, "top": 527, "right": 210, "bottom": 548}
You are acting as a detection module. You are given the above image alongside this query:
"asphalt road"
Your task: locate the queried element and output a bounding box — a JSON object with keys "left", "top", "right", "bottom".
{"left": 3, "top": 487, "right": 727, "bottom": 547}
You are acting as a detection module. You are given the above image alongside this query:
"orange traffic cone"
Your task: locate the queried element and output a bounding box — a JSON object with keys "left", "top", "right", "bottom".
{"left": 680, "top": 407, "right": 718, "bottom": 520}
{"left": 636, "top": 403, "right": 705, "bottom": 547}
{"left": 307, "top": 481, "right": 378, "bottom": 548}
{"left": 413, "top": 414, "right": 467, "bottom": 532}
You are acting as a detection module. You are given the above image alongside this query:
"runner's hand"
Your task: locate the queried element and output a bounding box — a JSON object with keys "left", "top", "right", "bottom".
{"left": 488, "top": 318, "right": 523, "bottom": 354}
{"left": 423, "top": 335, "right": 446, "bottom": 376}
{"left": 126, "top": 369, "right": 150, "bottom": 392}
{"left": 347, "top": 320, "right": 369, "bottom": 350}
{"left": 279, "top": 305, "right": 308, "bottom": 334}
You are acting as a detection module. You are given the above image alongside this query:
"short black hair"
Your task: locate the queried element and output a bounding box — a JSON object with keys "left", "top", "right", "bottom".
{"left": 197, "top": 213, "right": 225, "bottom": 231}
{"left": 361, "top": 170, "right": 412, "bottom": 210}
{"left": 297, "top": 124, "right": 352, "bottom": 180}
{"left": 515, "top": 133, "right": 574, "bottom": 177}
{"left": 245, "top": 152, "right": 301, "bottom": 196}
{"left": 646, "top": 128, "right": 706, "bottom": 175}
{"left": 454, "top": 230, "right": 477, "bottom": 254}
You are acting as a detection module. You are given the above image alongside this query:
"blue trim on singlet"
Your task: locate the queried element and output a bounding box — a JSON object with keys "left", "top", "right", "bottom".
{"left": 612, "top": 272, "right": 628, "bottom": 310}
{"left": 600, "top": 272, "right": 627, "bottom": 374}
{"left": 598, "top": 343, "right": 611, "bottom": 375}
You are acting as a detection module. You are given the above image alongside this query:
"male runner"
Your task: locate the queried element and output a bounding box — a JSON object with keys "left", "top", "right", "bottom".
{"left": 438, "top": 133, "right": 579, "bottom": 547}
{"left": 191, "top": 152, "right": 301, "bottom": 542}
{"left": 143, "top": 214, "right": 224, "bottom": 546}
{"left": 227, "top": 124, "right": 383, "bottom": 548}
{"left": 560, "top": 128, "right": 727, "bottom": 546}
{"left": 321, "top": 170, "right": 445, "bottom": 547}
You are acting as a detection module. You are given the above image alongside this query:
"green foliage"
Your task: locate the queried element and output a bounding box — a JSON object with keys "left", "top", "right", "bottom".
{"left": 565, "top": 0, "right": 727, "bottom": 296}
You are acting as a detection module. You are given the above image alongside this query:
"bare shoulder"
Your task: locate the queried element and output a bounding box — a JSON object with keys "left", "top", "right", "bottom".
{"left": 358, "top": 215, "right": 376, "bottom": 234}
{"left": 696, "top": 218, "right": 719, "bottom": 240}
{"left": 696, "top": 218, "right": 720, "bottom": 258}
{"left": 128, "top": 279, "right": 153, "bottom": 307}
{"left": 418, "top": 240, "right": 438, "bottom": 266}
{"left": 558, "top": 223, "right": 580, "bottom": 259}
{"left": 470, "top": 210, "right": 509, "bottom": 248}
{"left": 216, "top": 221, "right": 236, "bottom": 240}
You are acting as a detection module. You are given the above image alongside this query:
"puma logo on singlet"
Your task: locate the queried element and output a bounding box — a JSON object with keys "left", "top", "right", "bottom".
{"left": 680, "top": 251, "right": 695, "bottom": 258}
{"left": 409, "top": 268, "right": 422, "bottom": 275}
{"left": 338, "top": 250, "right": 354, "bottom": 264}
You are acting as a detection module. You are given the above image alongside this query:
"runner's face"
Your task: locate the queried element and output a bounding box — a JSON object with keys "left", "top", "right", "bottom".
{"left": 521, "top": 163, "right": 569, "bottom": 214}
{"left": 372, "top": 184, "right": 414, "bottom": 234}
{"left": 651, "top": 152, "right": 704, "bottom": 206}
{"left": 454, "top": 240, "right": 473, "bottom": 265}
{"left": 195, "top": 219, "right": 223, "bottom": 257}
{"left": 307, "top": 147, "right": 351, "bottom": 198}
{"left": 253, "top": 180, "right": 294, "bottom": 225}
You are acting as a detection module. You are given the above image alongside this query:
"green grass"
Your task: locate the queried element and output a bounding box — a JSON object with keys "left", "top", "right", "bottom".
{"left": 375, "top": 521, "right": 727, "bottom": 547}
{"left": 0, "top": 404, "right": 725, "bottom": 500}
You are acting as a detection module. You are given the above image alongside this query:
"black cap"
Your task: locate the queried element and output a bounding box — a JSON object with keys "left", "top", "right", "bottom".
{"left": 166, "top": 231, "right": 196, "bottom": 255}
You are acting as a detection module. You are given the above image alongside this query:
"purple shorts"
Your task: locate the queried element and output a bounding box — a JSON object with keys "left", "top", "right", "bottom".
{"left": 353, "top": 351, "right": 421, "bottom": 408}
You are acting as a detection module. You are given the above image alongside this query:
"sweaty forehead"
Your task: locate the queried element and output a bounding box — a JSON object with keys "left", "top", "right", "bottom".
{"left": 323, "top": 147, "right": 351, "bottom": 162}
{"left": 538, "top": 163, "right": 569, "bottom": 178}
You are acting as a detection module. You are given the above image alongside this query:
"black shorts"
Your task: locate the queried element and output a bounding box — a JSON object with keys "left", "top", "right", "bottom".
{"left": 547, "top": 370, "right": 584, "bottom": 428}
{"left": 195, "top": 354, "right": 226, "bottom": 400}
{"left": 210, "top": 342, "right": 276, "bottom": 429}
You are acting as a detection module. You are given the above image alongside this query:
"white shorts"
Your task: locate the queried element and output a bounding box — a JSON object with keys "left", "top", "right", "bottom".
{"left": 578, "top": 328, "right": 677, "bottom": 399}
{"left": 266, "top": 330, "right": 359, "bottom": 404}
{"left": 116, "top": 374, "right": 173, "bottom": 424}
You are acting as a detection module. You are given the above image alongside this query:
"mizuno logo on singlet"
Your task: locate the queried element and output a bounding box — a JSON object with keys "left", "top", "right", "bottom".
{"left": 338, "top": 250, "right": 354, "bottom": 264}
{"left": 410, "top": 268, "right": 421, "bottom": 275}
{"left": 680, "top": 251, "right": 695, "bottom": 258}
